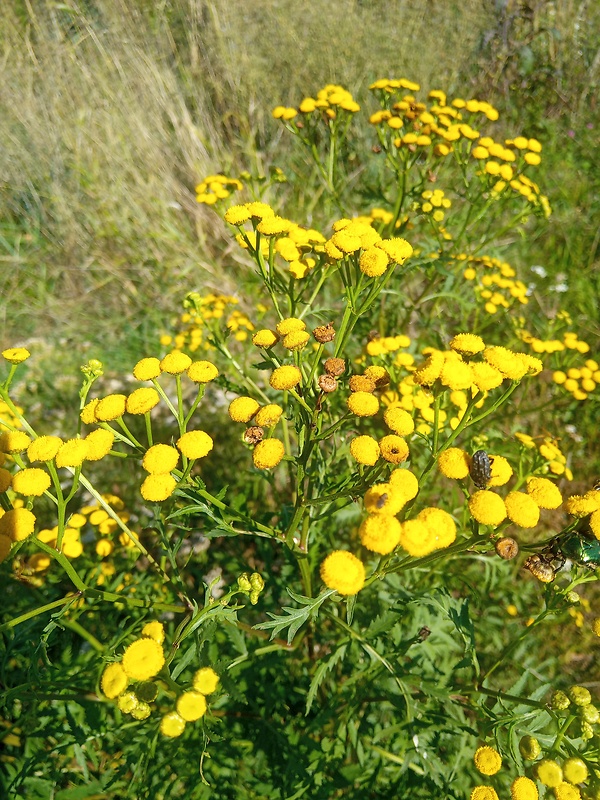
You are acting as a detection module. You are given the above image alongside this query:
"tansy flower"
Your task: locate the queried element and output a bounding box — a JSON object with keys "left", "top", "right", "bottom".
{"left": 122, "top": 638, "right": 165, "bottom": 680}
{"left": 142, "top": 444, "right": 179, "bottom": 474}
{"left": 510, "top": 776, "right": 538, "bottom": 800}
{"left": 320, "top": 551, "right": 365, "bottom": 595}
{"left": 0, "top": 535, "right": 12, "bottom": 563}
{"left": 257, "top": 216, "right": 292, "bottom": 236}
{"left": 364, "top": 366, "right": 390, "bottom": 387}
{"left": 282, "top": 330, "right": 310, "bottom": 351}
{"left": 0, "top": 508, "right": 36, "bottom": 541}
{"left": 95, "top": 394, "right": 127, "bottom": 422}
{"left": 270, "top": 365, "right": 302, "bottom": 390}
{"left": 359, "top": 247, "right": 389, "bottom": 277}
{"left": 2, "top": 347, "right": 31, "bottom": 364}
{"left": 450, "top": 334, "right": 485, "bottom": 355}
{"left": 418, "top": 507, "right": 456, "bottom": 548}
{"left": 0, "top": 430, "right": 32, "bottom": 453}
{"left": 160, "top": 712, "right": 186, "bottom": 738}
{"left": 383, "top": 407, "right": 414, "bottom": 436}
{"left": 349, "top": 435, "right": 380, "bottom": 465}
{"left": 141, "top": 474, "right": 176, "bottom": 502}
{"left": 526, "top": 476, "right": 562, "bottom": 509}
{"left": 474, "top": 745, "right": 502, "bottom": 775}
{"left": 252, "top": 329, "right": 279, "bottom": 348}
{"left": 375, "top": 237, "right": 413, "bottom": 263}
{"left": 84, "top": 428, "right": 115, "bottom": 461}
{"left": 131, "top": 702, "right": 151, "bottom": 721}
{"left": 398, "top": 518, "right": 438, "bottom": 557}
{"left": 101, "top": 662, "right": 128, "bottom": 699}
{"left": 389, "top": 469, "right": 419, "bottom": 500}
{"left": 55, "top": 438, "right": 89, "bottom": 468}
{"left": 347, "top": 391, "right": 379, "bottom": 417}
{"left": 27, "top": 435, "right": 63, "bottom": 462}
{"left": 0, "top": 468, "right": 11, "bottom": 492}
{"left": 471, "top": 362, "right": 504, "bottom": 391}
{"left": 471, "top": 788, "right": 499, "bottom": 800}
{"left": 379, "top": 435, "right": 409, "bottom": 464}
{"left": 177, "top": 691, "right": 207, "bottom": 722}
{"left": 160, "top": 351, "right": 192, "bottom": 374}
{"left": 440, "top": 359, "right": 474, "bottom": 391}
{"left": 468, "top": 490, "right": 507, "bottom": 527}
{"left": 255, "top": 405, "right": 284, "bottom": 427}
{"left": 253, "top": 439, "right": 285, "bottom": 469}
{"left": 535, "top": 760, "right": 563, "bottom": 788}
{"left": 554, "top": 784, "right": 580, "bottom": 800}
{"left": 126, "top": 388, "right": 160, "bottom": 415}
{"left": 224, "top": 204, "right": 251, "bottom": 225}
{"left": 80, "top": 399, "right": 99, "bottom": 424}
{"left": 331, "top": 230, "right": 362, "bottom": 254}
{"left": 12, "top": 468, "right": 51, "bottom": 496}
{"left": 229, "top": 396, "right": 260, "bottom": 423}
{"left": 487, "top": 455, "right": 513, "bottom": 486}
{"left": 359, "top": 514, "right": 402, "bottom": 554}
{"left": 349, "top": 375, "right": 376, "bottom": 393}
{"left": 140, "top": 620, "right": 165, "bottom": 643}
{"left": 276, "top": 318, "right": 306, "bottom": 336}
{"left": 187, "top": 360, "right": 218, "bottom": 383}
{"left": 413, "top": 350, "right": 444, "bottom": 385}
{"left": 176, "top": 431, "right": 213, "bottom": 459}
{"left": 364, "top": 483, "right": 407, "bottom": 515}
{"left": 590, "top": 509, "right": 600, "bottom": 538}
{"left": 562, "top": 758, "right": 588, "bottom": 784}
{"left": 564, "top": 492, "right": 600, "bottom": 517}
{"left": 193, "top": 667, "right": 220, "bottom": 694}
{"left": 438, "top": 447, "right": 470, "bottom": 479}
{"left": 483, "top": 346, "right": 528, "bottom": 380}
{"left": 133, "top": 357, "right": 162, "bottom": 381}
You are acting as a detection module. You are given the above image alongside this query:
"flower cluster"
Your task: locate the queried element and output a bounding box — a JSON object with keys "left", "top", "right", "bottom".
{"left": 273, "top": 83, "right": 360, "bottom": 122}
{"left": 324, "top": 218, "right": 413, "bottom": 277}
{"left": 161, "top": 294, "right": 257, "bottom": 352}
{"left": 455, "top": 254, "right": 529, "bottom": 314}
{"left": 195, "top": 174, "right": 243, "bottom": 205}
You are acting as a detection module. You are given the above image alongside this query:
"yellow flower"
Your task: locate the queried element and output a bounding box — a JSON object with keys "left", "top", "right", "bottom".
{"left": 252, "top": 329, "right": 279, "bottom": 348}
{"left": 487, "top": 455, "right": 513, "bottom": 486}
{"left": 131, "top": 701, "right": 151, "bottom": 721}
{"left": 27, "top": 435, "right": 63, "bottom": 462}
{"left": 347, "top": 391, "right": 379, "bottom": 417}
{"left": 160, "top": 712, "right": 186, "bottom": 738}
{"left": 389, "top": 469, "right": 419, "bottom": 500}
{"left": 349, "top": 375, "right": 376, "bottom": 392}
{"left": 224, "top": 204, "right": 251, "bottom": 225}
{"left": 160, "top": 351, "right": 192, "bottom": 374}
{"left": 359, "top": 514, "right": 402, "bottom": 554}
{"left": 526, "top": 477, "right": 562, "bottom": 509}
{"left": 535, "top": 760, "right": 563, "bottom": 788}
{"left": 276, "top": 318, "right": 306, "bottom": 336}
{"left": 0, "top": 430, "right": 32, "bottom": 453}
{"left": 282, "top": 330, "right": 310, "bottom": 351}
{"left": 193, "top": 667, "right": 220, "bottom": 694}
{"left": 101, "top": 662, "right": 128, "bottom": 699}
{"left": 320, "top": 551, "right": 365, "bottom": 595}
{"left": 364, "top": 483, "right": 407, "bottom": 515}
{"left": 510, "top": 777, "right": 538, "bottom": 800}
{"left": 122, "top": 637, "right": 165, "bottom": 680}
{"left": 187, "top": 360, "right": 219, "bottom": 383}
{"left": 117, "top": 690, "right": 139, "bottom": 713}
{"left": 12, "top": 468, "right": 51, "bottom": 497}
{"left": 55, "top": 438, "right": 89, "bottom": 468}
{"left": 383, "top": 407, "right": 415, "bottom": 436}
{"left": 413, "top": 350, "right": 444, "bottom": 385}
{"left": 270, "top": 365, "right": 302, "bottom": 391}
{"left": 229, "top": 396, "right": 260, "bottom": 423}
{"left": 418, "top": 507, "right": 456, "bottom": 548}
{"left": 359, "top": 247, "right": 389, "bottom": 277}
{"left": 562, "top": 758, "right": 588, "bottom": 785}
{"left": 0, "top": 468, "right": 12, "bottom": 492}
{"left": 2, "top": 347, "right": 31, "bottom": 364}
{"left": 379, "top": 435, "right": 409, "bottom": 464}
{"left": 474, "top": 745, "right": 502, "bottom": 775}
{"left": 141, "top": 474, "right": 177, "bottom": 502}
{"left": 176, "top": 431, "right": 213, "bottom": 459}
{"left": 349, "top": 435, "right": 380, "bottom": 465}
{"left": 438, "top": 447, "right": 470, "bottom": 480}
{"left": 471, "top": 362, "right": 504, "bottom": 391}
{"left": 554, "top": 784, "right": 580, "bottom": 800}
{"left": 0, "top": 508, "right": 36, "bottom": 541}
{"left": 133, "top": 357, "right": 162, "bottom": 381}
{"left": 590, "top": 508, "right": 600, "bottom": 538}
{"left": 95, "top": 394, "right": 127, "bottom": 421}
{"left": 80, "top": 399, "right": 99, "bottom": 424}
{"left": 141, "top": 620, "right": 165, "bottom": 643}
{"left": 126, "top": 388, "right": 160, "bottom": 415}
{"left": 142, "top": 444, "right": 179, "bottom": 474}
{"left": 177, "top": 691, "right": 207, "bottom": 722}
{"left": 440, "top": 359, "right": 474, "bottom": 390}
{"left": 255, "top": 405, "right": 283, "bottom": 427}
{"left": 246, "top": 201, "right": 275, "bottom": 219}
{"left": 483, "top": 346, "right": 528, "bottom": 380}
{"left": 257, "top": 215, "right": 292, "bottom": 236}
{"left": 470, "top": 788, "right": 499, "bottom": 800}
{"left": 253, "top": 439, "right": 285, "bottom": 469}
{"left": 468, "top": 490, "right": 507, "bottom": 527}
{"left": 564, "top": 492, "right": 600, "bottom": 517}
{"left": 84, "top": 429, "right": 115, "bottom": 461}
{"left": 398, "top": 519, "right": 438, "bottom": 557}
{"left": 375, "top": 237, "right": 413, "bottom": 263}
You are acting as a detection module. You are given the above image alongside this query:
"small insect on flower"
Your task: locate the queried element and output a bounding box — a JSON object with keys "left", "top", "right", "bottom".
{"left": 470, "top": 449, "right": 493, "bottom": 489}
{"left": 524, "top": 553, "right": 556, "bottom": 583}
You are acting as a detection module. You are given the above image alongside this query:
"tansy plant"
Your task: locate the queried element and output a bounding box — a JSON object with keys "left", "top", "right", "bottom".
{"left": 1, "top": 81, "right": 599, "bottom": 800}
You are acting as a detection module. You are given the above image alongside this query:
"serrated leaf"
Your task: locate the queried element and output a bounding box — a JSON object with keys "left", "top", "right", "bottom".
{"left": 305, "top": 643, "right": 347, "bottom": 714}
{"left": 254, "top": 589, "right": 334, "bottom": 644}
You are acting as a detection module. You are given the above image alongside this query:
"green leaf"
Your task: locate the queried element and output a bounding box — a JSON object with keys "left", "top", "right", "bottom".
{"left": 254, "top": 589, "right": 335, "bottom": 644}
{"left": 305, "top": 643, "right": 347, "bottom": 714}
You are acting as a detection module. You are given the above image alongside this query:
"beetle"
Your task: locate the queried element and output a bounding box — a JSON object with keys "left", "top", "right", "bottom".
{"left": 470, "top": 449, "right": 494, "bottom": 489}
{"left": 524, "top": 530, "right": 600, "bottom": 583}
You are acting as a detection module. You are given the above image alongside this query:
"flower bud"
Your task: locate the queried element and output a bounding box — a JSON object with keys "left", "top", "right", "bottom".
{"left": 550, "top": 690, "right": 570, "bottom": 710}
{"left": 566, "top": 591, "right": 580, "bottom": 604}
{"left": 250, "top": 572, "right": 265, "bottom": 592}
{"left": 323, "top": 357, "right": 345, "bottom": 377}
{"left": 578, "top": 703, "right": 599, "bottom": 724}
{"left": 518, "top": 735, "right": 541, "bottom": 760}
{"left": 137, "top": 681, "right": 159, "bottom": 703}
{"left": 249, "top": 590, "right": 260, "bottom": 605}
{"left": 313, "top": 323, "right": 336, "bottom": 343}
{"left": 237, "top": 573, "right": 252, "bottom": 592}
{"left": 568, "top": 685, "right": 592, "bottom": 706}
